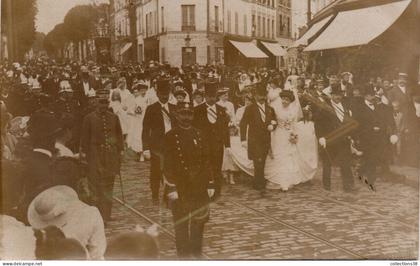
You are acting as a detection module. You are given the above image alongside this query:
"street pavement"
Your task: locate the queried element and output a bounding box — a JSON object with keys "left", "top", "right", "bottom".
{"left": 105, "top": 153, "right": 419, "bottom": 260}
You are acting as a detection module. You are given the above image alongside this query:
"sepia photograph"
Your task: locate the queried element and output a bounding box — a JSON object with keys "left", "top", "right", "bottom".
{"left": 0, "top": 0, "right": 419, "bottom": 264}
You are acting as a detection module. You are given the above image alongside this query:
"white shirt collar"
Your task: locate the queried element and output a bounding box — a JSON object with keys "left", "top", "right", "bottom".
{"left": 33, "top": 148, "right": 52, "bottom": 158}
{"left": 398, "top": 85, "right": 406, "bottom": 93}
{"left": 206, "top": 103, "right": 216, "bottom": 109}
{"left": 257, "top": 102, "right": 265, "bottom": 108}
{"left": 365, "top": 100, "right": 375, "bottom": 109}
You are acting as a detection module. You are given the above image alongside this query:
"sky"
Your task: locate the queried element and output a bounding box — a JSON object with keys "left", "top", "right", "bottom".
{"left": 36, "top": 0, "right": 109, "bottom": 34}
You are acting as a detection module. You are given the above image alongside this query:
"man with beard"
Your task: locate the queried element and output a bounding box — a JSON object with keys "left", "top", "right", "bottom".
{"left": 80, "top": 88, "right": 124, "bottom": 224}
{"left": 163, "top": 102, "right": 214, "bottom": 258}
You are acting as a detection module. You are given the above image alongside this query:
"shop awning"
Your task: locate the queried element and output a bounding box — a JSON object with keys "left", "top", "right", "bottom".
{"left": 261, "top": 41, "right": 287, "bottom": 56}
{"left": 290, "top": 15, "right": 334, "bottom": 48}
{"left": 229, "top": 40, "right": 268, "bottom": 58}
{"left": 120, "top": 42, "right": 132, "bottom": 54}
{"left": 305, "top": 0, "right": 411, "bottom": 52}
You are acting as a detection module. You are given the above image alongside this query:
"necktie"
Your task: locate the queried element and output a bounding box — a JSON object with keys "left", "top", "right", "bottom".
{"left": 161, "top": 105, "right": 171, "bottom": 124}
{"left": 258, "top": 104, "right": 266, "bottom": 122}
{"left": 332, "top": 103, "right": 345, "bottom": 122}
{"left": 207, "top": 107, "right": 217, "bottom": 124}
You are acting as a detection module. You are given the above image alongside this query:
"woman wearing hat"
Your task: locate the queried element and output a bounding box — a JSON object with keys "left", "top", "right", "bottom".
{"left": 127, "top": 82, "right": 149, "bottom": 161}
{"left": 27, "top": 185, "right": 106, "bottom": 260}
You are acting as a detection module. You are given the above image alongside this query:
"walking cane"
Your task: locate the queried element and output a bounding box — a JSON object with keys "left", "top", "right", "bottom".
{"left": 118, "top": 169, "right": 126, "bottom": 203}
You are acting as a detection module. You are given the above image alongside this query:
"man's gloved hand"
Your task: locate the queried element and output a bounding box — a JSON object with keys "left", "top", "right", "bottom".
{"left": 390, "top": 135, "right": 399, "bottom": 145}
{"left": 143, "top": 150, "right": 151, "bottom": 160}
{"left": 207, "top": 189, "right": 215, "bottom": 198}
{"left": 167, "top": 192, "right": 178, "bottom": 201}
{"left": 319, "top": 137, "right": 327, "bottom": 149}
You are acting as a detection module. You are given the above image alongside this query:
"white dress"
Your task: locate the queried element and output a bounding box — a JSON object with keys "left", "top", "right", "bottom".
{"left": 264, "top": 92, "right": 318, "bottom": 191}
{"left": 127, "top": 95, "right": 148, "bottom": 153}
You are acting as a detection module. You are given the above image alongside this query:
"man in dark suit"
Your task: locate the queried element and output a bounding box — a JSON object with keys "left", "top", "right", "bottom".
{"left": 142, "top": 79, "right": 177, "bottom": 203}
{"left": 353, "top": 87, "right": 399, "bottom": 191}
{"left": 315, "top": 85, "right": 357, "bottom": 192}
{"left": 193, "top": 82, "right": 230, "bottom": 199}
{"left": 240, "top": 82, "right": 275, "bottom": 192}
{"left": 75, "top": 66, "right": 98, "bottom": 109}
{"left": 163, "top": 102, "right": 214, "bottom": 259}
{"left": 387, "top": 73, "right": 419, "bottom": 167}
{"left": 80, "top": 89, "right": 124, "bottom": 223}
{"left": 16, "top": 111, "right": 62, "bottom": 224}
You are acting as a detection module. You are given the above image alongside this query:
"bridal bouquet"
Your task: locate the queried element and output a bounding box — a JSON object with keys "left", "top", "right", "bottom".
{"left": 289, "top": 132, "right": 298, "bottom": 145}
{"left": 135, "top": 106, "right": 143, "bottom": 115}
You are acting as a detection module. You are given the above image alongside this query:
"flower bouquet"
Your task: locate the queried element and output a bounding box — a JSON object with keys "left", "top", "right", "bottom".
{"left": 289, "top": 132, "right": 298, "bottom": 145}
{"left": 135, "top": 106, "right": 143, "bottom": 115}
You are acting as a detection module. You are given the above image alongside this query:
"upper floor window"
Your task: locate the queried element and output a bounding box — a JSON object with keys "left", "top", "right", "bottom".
{"left": 181, "top": 5, "right": 195, "bottom": 31}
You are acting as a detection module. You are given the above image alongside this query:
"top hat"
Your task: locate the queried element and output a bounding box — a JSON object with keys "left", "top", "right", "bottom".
{"left": 27, "top": 112, "right": 62, "bottom": 142}
{"left": 364, "top": 85, "right": 376, "bottom": 96}
{"left": 156, "top": 79, "right": 171, "bottom": 94}
{"left": 204, "top": 82, "right": 219, "bottom": 96}
{"left": 330, "top": 84, "right": 343, "bottom": 95}
{"left": 253, "top": 82, "right": 268, "bottom": 96}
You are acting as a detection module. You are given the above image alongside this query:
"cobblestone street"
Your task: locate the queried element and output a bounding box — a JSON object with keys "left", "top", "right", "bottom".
{"left": 106, "top": 154, "right": 419, "bottom": 260}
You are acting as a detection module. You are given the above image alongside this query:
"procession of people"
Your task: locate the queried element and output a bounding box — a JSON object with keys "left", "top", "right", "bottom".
{"left": 1, "top": 58, "right": 420, "bottom": 260}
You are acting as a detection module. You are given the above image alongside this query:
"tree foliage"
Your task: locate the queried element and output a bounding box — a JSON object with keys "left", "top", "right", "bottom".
{"left": 63, "top": 5, "right": 100, "bottom": 42}
{"left": 44, "top": 23, "right": 67, "bottom": 56}
{"left": 44, "top": 4, "right": 100, "bottom": 57}
{"left": 10, "top": 0, "right": 38, "bottom": 60}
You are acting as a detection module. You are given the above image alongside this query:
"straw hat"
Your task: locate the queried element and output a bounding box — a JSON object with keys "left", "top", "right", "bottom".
{"left": 27, "top": 186, "right": 79, "bottom": 230}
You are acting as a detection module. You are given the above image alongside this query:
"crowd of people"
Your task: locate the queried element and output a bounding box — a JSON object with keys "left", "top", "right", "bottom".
{"left": 1, "top": 58, "right": 420, "bottom": 260}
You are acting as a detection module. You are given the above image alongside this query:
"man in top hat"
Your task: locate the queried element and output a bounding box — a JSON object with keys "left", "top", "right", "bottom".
{"left": 240, "top": 82, "right": 275, "bottom": 193}
{"left": 352, "top": 86, "right": 399, "bottom": 191}
{"left": 76, "top": 66, "right": 98, "bottom": 109}
{"left": 142, "top": 79, "right": 177, "bottom": 203}
{"left": 315, "top": 84, "right": 357, "bottom": 192}
{"left": 163, "top": 102, "right": 214, "bottom": 258}
{"left": 16, "top": 111, "right": 62, "bottom": 224}
{"left": 80, "top": 89, "right": 124, "bottom": 223}
{"left": 193, "top": 82, "right": 230, "bottom": 200}
{"left": 387, "top": 72, "right": 419, "bottom": 166}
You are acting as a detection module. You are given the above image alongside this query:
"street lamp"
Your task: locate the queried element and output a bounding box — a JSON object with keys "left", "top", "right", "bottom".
{"left": 185, "top": 33, "right": 191, "bottom": 47}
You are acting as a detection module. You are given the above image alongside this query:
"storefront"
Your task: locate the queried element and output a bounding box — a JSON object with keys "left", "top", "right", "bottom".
{"left": 224, "top": 37, "right": 268, "bottom": 68}
{"left": 295, "top": 0, "right": 419, "bottom": 84}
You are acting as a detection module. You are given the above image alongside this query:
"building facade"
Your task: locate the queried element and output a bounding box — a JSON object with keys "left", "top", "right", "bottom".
{"left": 109, "top": 0, "right": 293, "bottom": 67}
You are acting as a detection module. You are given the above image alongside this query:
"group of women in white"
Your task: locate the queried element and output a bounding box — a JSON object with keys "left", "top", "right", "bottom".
{"left": 109, "top": 75, "right": 318, "bottom": 191}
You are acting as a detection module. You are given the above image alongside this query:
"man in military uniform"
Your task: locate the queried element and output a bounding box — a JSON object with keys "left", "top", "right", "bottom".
{"left": 80, "top": 89, "right": 123, "bottom": 223}
{"left": 53, "top": 80, "right": 81, "bottom": 152}
{"left": 193, "top": 82, "right": 230, "bottom": 199}
{"left": 163, "top": 102, "right": 215, "bottom": 259}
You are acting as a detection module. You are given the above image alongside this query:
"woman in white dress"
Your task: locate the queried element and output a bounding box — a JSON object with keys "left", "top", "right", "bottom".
{"left": 264, "top": 89, "right": 318, "bottom": 191}
{"left": 127, "top": 82, "right": 148, "bottom": 161}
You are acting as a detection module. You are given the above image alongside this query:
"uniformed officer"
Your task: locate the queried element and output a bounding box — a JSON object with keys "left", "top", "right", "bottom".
{"left": 80, "top": 89, "right": 123, "bottom": 224}
{"left": 163, "top": 102, "right": 215, "bottom": 259}
{"left": 53, "top": 80, "right": 82, "bottom": 152}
